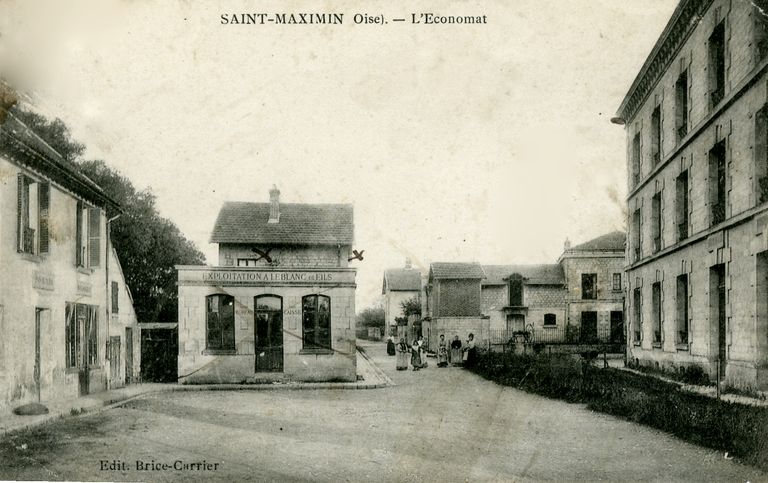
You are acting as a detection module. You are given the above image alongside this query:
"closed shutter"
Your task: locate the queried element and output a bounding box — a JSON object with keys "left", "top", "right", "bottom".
{"left": 111, "top": 281, "right": 119, "bottom": 314}
{"left": 76, "top": 202, "right": 83, "bottom": 266}
{"left": 16, "top": 174, "right": 23, "bottom": 252}
{"left": 88, "top": 208, "right": 101, "bottom": 267}
{"left": 38, "top": 183, "right": 50, "bottom": 254}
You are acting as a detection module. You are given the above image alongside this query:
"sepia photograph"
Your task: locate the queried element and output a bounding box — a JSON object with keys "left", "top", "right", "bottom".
{"left": 0, "top": 0, "right": 767, "bottom": 481}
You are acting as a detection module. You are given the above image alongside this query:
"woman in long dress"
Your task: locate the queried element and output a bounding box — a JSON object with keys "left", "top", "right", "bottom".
{"left": 437, "top": 334, "right": 449, "bottom": 367}
{"left": 463, "top": 333, "right": 477, "bottom": 368}
{"left": 386, "top": 336, "right": 396, "bottom": 356}
{"left": 417, "top": 336, "right": 428, "bottom": 368}
{"left": 410, "top": 340, "right": 422, "bottom": 371}
{"left": 450, "top": 335, "right": 462, "bottom": 366}
{"left": 396, "top": 338, "right": 409, "bottom": 370}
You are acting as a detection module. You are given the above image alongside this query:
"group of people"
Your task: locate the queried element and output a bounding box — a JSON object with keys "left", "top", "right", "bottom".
{"left": 387, "top": 333, "right": 477, "bottom": 371}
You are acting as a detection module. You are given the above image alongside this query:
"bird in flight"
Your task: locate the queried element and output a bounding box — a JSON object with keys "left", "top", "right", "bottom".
{"left": 348, "top": 249, "right": 364, "bottom": 262}
{"left": 251, "top": 247, "right": 273, "bottom": 263}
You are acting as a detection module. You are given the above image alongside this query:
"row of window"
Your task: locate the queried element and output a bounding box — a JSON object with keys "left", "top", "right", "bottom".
{"left": 632, "top": 273, "right": 693, "bottom": 347}
{"left": 205, "top": 294, "right": 332, "bottom": 352}
{"left": 17, "top": 174, "right": 102, "bottom": 269}
{"left": 629, "top": 9, "right": 763, "bottom": 188}
{"left": 507, "top": 273, "right": 623, "bottom": 306}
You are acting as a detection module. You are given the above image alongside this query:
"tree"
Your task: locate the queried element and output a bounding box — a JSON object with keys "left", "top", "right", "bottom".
{"left": 400, "top": 295, "right": 422, "bottom": 317}
{"left": 356, "top": 306, "right": 385, "bottom": 329}
{"left": 4, "top": 106, "right": 206, "bottom": 321}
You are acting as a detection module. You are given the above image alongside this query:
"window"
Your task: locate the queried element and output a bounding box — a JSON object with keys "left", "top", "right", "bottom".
{"left": 206, "top": 294, "right": 235, "bottom": 352}
{"left": 302, "top": 295, "right": 331, "bottom": 350}
{"left": 237, "top": 258, "right": 258, "bottom": 267}
{"left": 651, "top": 192, "right": 662, "bottom": 253}
{"left": 543, "top": 313, "right": 556, "bottom": 326}
{"left": 508, "top": 275, "right": 523, "bottom": 306}
{"left": 631, "top": 132, "right": 641, "bottom": 187}
{"left": 65, "top": 302, "right": 98, "bottom": 368}
{"left": 756, "top": 105, "right": 768, "bottom": 205}
{"left": 581, "top": 273, "right": 597, "bottom": 300}
{"left": 756, "top": 1, "right": 768, "bottom": 61}
{"left": 633, "top": 287, "right": 642, "bottom": 343}
{"left": 16, "top": 175, "right": 49, "bottom": 255}
{"left": 676, "top": 274, "right": 689, "bottom": 345}
{"left": 612, "top": 273, "right": 622, "bottom": 292}
{"left": 76, "top": 202, "right": 101, "bottom": 268}
{"left": 651, "top": 105, "right": 662, "bottom": 166}
{"left": 652, "top": 282, "right": 662, "bottom": 346}
{"left": 111, "top": 281, "right": 119, "bottom": 314}
{"left": 632, "top": 208, "right": 642, "bottom": 262}
{"left": 709, "top": 140, "right": 727, "bottom": 226}
{"left": 676, "top": 170, "right": 689, "bottom": 241}
{"left": 675, "top": 70, "right": 689, "bottom": 140}
{"left": 708, "top": 21, "right": 726, "bottom": 107}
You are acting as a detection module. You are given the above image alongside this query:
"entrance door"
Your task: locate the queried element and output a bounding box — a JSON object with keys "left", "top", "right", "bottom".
{"left": 610, "top": 311, "right": 624, "bottom": 343}
{"left": 125, "top": 328, "right": 134, "bottom": 384}
{"left": 34, "top": 308, "right": 44, "bottom": 402}
{"left": 254, "top": 295, "right": 283, "bottom": 372}
{"left": 580, "top": 311, "right": 598, "bottom": 343}
{"left": 109, "top": 336, "right": 121, "bottom": 387}
{"left": 712, "top": 264, "right": 727, "bottom": 378}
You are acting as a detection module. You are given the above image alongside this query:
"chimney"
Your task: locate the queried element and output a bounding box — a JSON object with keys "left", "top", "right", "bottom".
{"left": 268, "top": 185, "right": 280, "bottom": 223}
{"left": 564, "top": 237, "right": 571, "bottom": 251}
{"left": 405, "top": 258, "right": 412, "bottom": 269}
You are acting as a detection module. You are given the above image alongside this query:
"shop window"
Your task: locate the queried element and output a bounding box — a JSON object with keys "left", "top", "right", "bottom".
{"left": 65, "top": 302, "right": 98, "bottom": 368}
{"left": 206, "top": 294, "right": 235, "bottom": 352}
{"left": 676, "top": 274, "right": 689, "bottom": 345}
{"left": 676, "top": 170, "right": 689, "bottom": 241}
{"left": 651, "top": 105, "right": 662, "bottom": 166}
{"left": 76, "top": 202, "right": 101, "bottom": 268}
{"left": 581, "top": 273, "right": 597, "bottom": 300}
{"left": 709, "top": 140, "right": 727, "bottom": 226}
{"left": 675, "top": 70, "right": 688, "bottom": 140}
{"left": 652, "top": 282, "right": 662, "bottom": 346}
{"left": 708, "top": 21, "right": 726, "bottom": 107}
{"left": 612, "top": 273, "right": 622, "bottom": 292}
{"left": 16, "top": 175, "right": 49, "bottom": 255}
{"left": 302, "top": 295, "right": 331, "bottom": 350}
{"left": 543, "top": 313, "right": 556, "bottom": 326}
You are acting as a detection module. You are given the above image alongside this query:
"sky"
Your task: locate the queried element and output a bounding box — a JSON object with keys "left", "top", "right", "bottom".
{"left": 0, "top": 0, "right": 678, "bottom": 311}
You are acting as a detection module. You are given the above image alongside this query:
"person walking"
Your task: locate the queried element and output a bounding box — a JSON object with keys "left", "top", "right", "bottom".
{"left": 396, "top": 338, "right": 409, "bottom": 370}
{"left": 437, "top": 334, "right": 449, "bottom": 367}
{"left": 410, "top": 340, "right": 422, "bottom": 371}
{"left": 450, "top": 335, "right": 463, "bottom": 366}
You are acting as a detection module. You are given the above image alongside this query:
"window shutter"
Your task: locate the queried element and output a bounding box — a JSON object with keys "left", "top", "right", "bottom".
{"left": 88, "top": 208, "right": 101, "bottom": 267}
{"left": 16, "top": 174, "right": 23, "bottom": 252}
{"left": 38, "top": 183, "right": 50, "bottom": 254}
{"left": 111, "top": 281, "right": 119, "bottom": 314}
{"left": 76, "top": 202, "right": 83, "bottom": 266}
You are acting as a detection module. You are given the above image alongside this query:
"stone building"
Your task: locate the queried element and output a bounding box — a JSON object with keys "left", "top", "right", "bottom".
{"left": 176, "top": 187, "right": 357, "bottom": 383}
{"left": 381, "top": 259, "right": 422, "bottom": 336}
{"left": 616, "top": 0, "right": 768, "bottom": 387}
{"left": 558, "top": 231, "right": 626, "bottom": 343}
{"left": 0, "top": 107, "right": 138, "bottom": 411}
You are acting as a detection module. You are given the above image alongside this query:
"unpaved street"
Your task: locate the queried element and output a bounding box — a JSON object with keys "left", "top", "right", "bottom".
{"left": 0, "top": 341, "right": 763, "bottom": 482}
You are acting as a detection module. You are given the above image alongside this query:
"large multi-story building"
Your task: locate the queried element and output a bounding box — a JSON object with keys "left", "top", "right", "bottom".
{"left": 617, "top": 0, "right": 768, "bottom": 387}
{"left": 0, "top": 104, "right": 138, "bottom": 411}
{"left": 176, "top": 186, "right": 357, "bottom": 383}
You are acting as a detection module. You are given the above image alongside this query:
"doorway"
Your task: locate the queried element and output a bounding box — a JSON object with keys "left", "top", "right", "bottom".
{"left": 711, "top": 264, "right": 727, "bottom": 378}
{"left": 34, "top": 308, "right": 46, "bottom": 402}
{"left": 109, "top": 336, "right": 121, "bottom": 387}
{"left": 125, "top": 328, "right": 134, "bottom": 384}
{"left": 580, "top": 311, "right": 598, "bottom": 343}
{"left": 140, "top": 327, "right": 178, "bottom": 382}
{"left": 610, "top": 311, "right": 624, "bottom": 343}
{"left": 254, "top": 295, "right": 283, "bottom": 372}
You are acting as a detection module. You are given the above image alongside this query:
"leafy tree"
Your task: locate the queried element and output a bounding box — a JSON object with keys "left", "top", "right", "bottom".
{"left": 4, "top": 105, "right": 205, "bottom": 321}
{"left": 356, "top": 306, "right": 385, "bottom": 329}
{"left": 400, "top": 295, "right": 422, "bottom": 317}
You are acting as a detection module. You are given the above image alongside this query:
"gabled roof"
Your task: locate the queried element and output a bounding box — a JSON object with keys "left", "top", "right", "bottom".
{"left": 382, "top": 268, "right": 421, "bottom": 293}
{"left": 569, "top": 231, "right": 626, "bottom": 252}
{"left": 210, "top": 201, "right": 353, "bottom": 245}
{"left": 429, "top": 262, "right": 485, "bottom": 280}
{"left": 482, "top": 264, "right": 565, "bottom": 286}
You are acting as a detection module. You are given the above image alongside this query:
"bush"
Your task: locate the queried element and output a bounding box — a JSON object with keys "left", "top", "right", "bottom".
{"left": 468, "top": 351, "right": 768, "bottom": 471}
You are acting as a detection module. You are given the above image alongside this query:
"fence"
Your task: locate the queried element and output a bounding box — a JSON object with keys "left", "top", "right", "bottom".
{"left": 488, "top": 324, "right": 625, "bottom": 347}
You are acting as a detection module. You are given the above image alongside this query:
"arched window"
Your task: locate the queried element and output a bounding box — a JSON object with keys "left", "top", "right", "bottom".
{"left": 206, "top": 294, "right": 235, "bottom": 352}
{"left": 302, "top": 295, "right": 331, "bottom": 350}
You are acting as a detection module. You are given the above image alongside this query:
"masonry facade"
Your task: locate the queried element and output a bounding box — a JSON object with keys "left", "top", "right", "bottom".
{"left": 176, "top": 187, "right": 357, "bottom": 383}
{"left": 381, "top": 259, "right": 421, "bottom": 335}
{"left": 0, "top": 108, "right": 137, "bottom": 410}
{"left": 618, "top": 0, "right": 768, "bottom": 387}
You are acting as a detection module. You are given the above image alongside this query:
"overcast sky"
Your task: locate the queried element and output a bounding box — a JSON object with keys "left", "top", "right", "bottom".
{"left": 0, "top": 0, "right": 677, "bottom": 311}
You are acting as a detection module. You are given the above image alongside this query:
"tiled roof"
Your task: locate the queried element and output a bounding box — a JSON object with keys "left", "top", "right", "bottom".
{"left": 481, "top": 264, "right": 565, "bottom": 286}
{"left": 210, "top": 201, "right": 353, "bottom": 245}
{"left": 429, "top": 262, "right": 485, "bottom": 280}
{"left": 382, "top": 269, "right": 422, "bottom": 293}
{"left": 570, "top": 231, "right": 626, "bottom": 252}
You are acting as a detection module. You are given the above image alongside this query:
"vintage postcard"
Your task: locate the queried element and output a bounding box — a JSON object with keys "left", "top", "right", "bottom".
{"left": 0, "top": 0, "right": 767, "bottom": 481}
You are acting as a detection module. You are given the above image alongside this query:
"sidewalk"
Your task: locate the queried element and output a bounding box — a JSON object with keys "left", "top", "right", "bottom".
{"left": 0, "top": 349, "right": 392, "bottom": 437}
